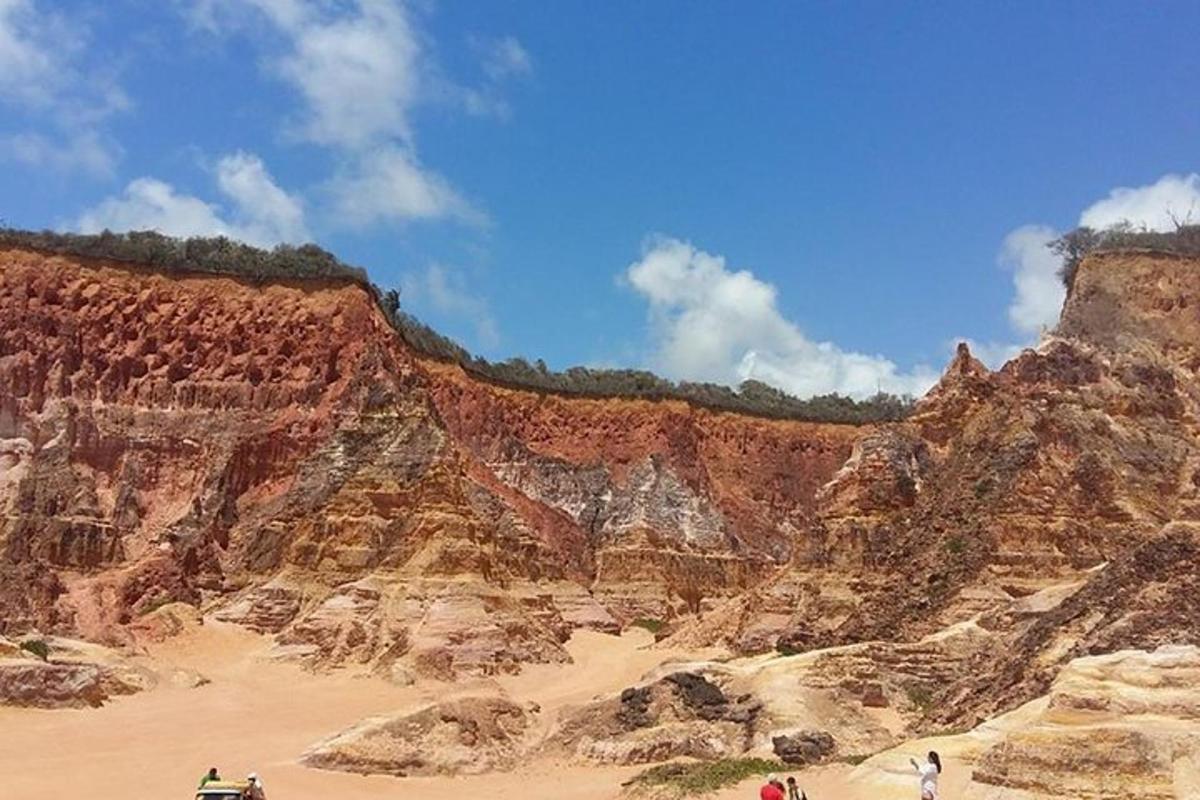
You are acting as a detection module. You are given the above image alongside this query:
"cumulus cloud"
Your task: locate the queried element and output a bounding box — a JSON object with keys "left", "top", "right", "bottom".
{"left": 216, "top": 151, "right": 309, "bottom": 244}
{"left": 326, "top": 145, "right": 482, "bottom": 227}
{"left": 1000, "top": 224, "right": 1064, "bottom": 338}
{"left": 624, "top": 237, "right": 938, "bottom": 398}
{"left": 79, "top": 179, "right": 234, "bottom": 240}
{"left": 1080, "top": 173, "right": 1200, "bottom": 231}
{"left": 401, "top": 264, "right": 500, "bottom": 349}
{"left": 192, "top": 0, "right": 421, "bottom": 149}
{"left": 190, "top": 0, "right": 514, "bottom": 229}
{"left": 274, "top": 0, "right": 421, "bottom": 149}
{"left": 0, "top": 130, "right": 119, "bottom": 176}
{"left": 77, "top": 152, "right": 309, "bottom": 248}
{"left": 0, "top": 0, "right": 127, "bottom": 176}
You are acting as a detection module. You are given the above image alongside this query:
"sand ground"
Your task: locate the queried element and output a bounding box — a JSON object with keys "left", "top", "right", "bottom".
{"left": 0, "top": 621, "right": 966, "bottom": 799}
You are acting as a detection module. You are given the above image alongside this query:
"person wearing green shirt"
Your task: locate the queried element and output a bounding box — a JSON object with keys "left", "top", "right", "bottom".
{"left": 198, "top": 768, "right": 221, "bottom": 789}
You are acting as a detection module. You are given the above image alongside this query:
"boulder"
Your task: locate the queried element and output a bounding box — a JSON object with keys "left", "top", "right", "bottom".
{"left": 772, "top": 730, "right": 835, "bottom": 765}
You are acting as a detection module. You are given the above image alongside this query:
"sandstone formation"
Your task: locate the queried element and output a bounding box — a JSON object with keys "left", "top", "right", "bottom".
{"left": 3, "top": 234, "right": 1200, "bottom": 773}
{"left": 0, "top": 245, "right": 856, "bottom": 681}
{"left": 0, "top": 633, "right": 151, "bottom": 707}
{"left": 772, "top": 730, "right": 835, "bottom": 765}
{"left": 302, "top": 696, "right": 536, "bottom": 776}
{"left": 551, "top": 670, "right": 763, "bottom": 764}
{"left": 842, "top": 645, "right": 1200, "bottom": 800}
{"left": 969, "top": 646, "right": 1200, "bottom": 799}
{"left": 663, "top": 251, "right": 1200, "bottom": 738}
{"left": 548, "top": 640, "right": 924, "bottom": 769}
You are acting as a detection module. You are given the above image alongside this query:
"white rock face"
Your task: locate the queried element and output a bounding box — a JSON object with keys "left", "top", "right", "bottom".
{"left": 844, "top": 646, "right": 1200, "bottom": 800}
{"left": 303, "top": 696, "right": 535, "bottom": 776}
{"left": 969, "top": 646, "right": 1200, "bottom": 800}
{"left": 493, "top": 453, "right": 728, "bottom": 550}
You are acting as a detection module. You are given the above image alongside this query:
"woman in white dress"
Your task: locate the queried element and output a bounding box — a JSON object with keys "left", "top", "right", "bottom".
{"left": 909, "top": 751, "right": 942, "bottom": 799}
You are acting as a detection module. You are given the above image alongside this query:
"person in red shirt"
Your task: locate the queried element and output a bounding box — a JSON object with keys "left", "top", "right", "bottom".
{"left": 760, "top": 774, "right": 786, "bottom": 800}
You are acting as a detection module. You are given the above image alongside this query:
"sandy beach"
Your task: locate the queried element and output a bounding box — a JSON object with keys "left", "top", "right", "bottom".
{"left": 0, "top": 619, "right": 977, "bottom": 800}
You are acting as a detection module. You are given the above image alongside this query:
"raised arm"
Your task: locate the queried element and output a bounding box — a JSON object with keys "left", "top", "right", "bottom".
{"left": 910, "top": 757, "right": 921, "bottom": 772}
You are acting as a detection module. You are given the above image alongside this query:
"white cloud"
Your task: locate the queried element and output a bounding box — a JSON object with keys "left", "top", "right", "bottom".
{"left": 271, "top": 0, "right": 422, "bottom": 149}
{"left": 624, "top": 237, "right": 938, "bottom": 398}
{"left": 77, "top": 152, "right": 308, "bottom": 248}
{"left": 0, "top": 0, "right": 61, "bottom": 107}
{"left": 0, "top": 130, "right": 119, "bottom": 177}
{"left": 216, "top": 151, "right": 309, "bottom": 244}
{"left": 1000, "top": 224, "right": 1064, "bottom": 338}
{"left": 78, "top": 179, "right": 234, "bottom": 241}
{"left": 1080, "top": 173, "right": 1200, "bottom": 231}
{"left": 474, "top": 34, "right": 533, "bottom": 81}
{"left": 194, "top": 1, "right": 424, "bottom": 149}
{"left": 188, "top": 1, "right": 526, "bottom": 229}
{"left": 0, "top": 0, "right": 127, "bottom": 176}
{"left": 401, "top": 263, "right": 500, "bottom": 349}
{"left": 326, "top": 145, "right": 481, "bottom": 227}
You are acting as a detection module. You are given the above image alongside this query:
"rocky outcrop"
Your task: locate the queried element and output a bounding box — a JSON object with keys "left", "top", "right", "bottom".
{"left": 970, "top": 646, "right": 1200, "bottom": 799}
{"left": 5, "top": 240, "right": 1200, "bottom": 741}
{"left": 0, "top": 659, "right": 119, "bottom": 708}
{"left": 271, "top": 577, "right": 579, "bottom": 680}
{"left": 0, "top": 634, "right": 152, "bottom": 707}
{"left": 663, "top": 250, "right": 1200, "bottom": 738}
{"left": 933, "top": 522, "right": 1200, "bottom": 729}
{"left": 772, "top": 730, "right": 835, "bottom": 765}
{"left": 551, "top": 670, "right": 763, "bottom": 764}
{"left": 0, "top": 246, "right": 857, "bottom": 672}
{"left": 302, "top": 696, "right": 536, "bottom": 776}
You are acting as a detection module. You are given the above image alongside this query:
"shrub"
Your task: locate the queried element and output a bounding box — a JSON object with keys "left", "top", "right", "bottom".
{"left": 626, "top": 758, "right": 785, "bottom": 796}
{"left": 0, "top": 228, "right": 368, "bottom": 285}
{"left": 139, "top": 596, "right": 174, "bottom": 616}
{"left": 19, "top": 639, "right": 50, "bottom": 661}
{"left": 905, "top": 684, "right": 934, "bottom": 712}
{"left": 1051, "top": 222, "right": 1200, "bottom": 290}
{"left": 381, "top": 288, "right": 400, "bottom": 320}
{"left": 630, "top": 617, "right": 665, "bottom": 635}
{"left": 945, "top": 536, "right": 966, "bottom": 555}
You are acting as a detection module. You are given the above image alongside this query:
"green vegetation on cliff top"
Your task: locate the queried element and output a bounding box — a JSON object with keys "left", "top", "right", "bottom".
{"left": 1, "top": 227, "right": 915, "bottom": 424}
{"left": 1052, "top": 223, "right": 1200, "bottom": 290}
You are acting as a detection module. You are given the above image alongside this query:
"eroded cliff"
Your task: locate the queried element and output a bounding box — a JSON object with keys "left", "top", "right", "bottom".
{"left": 3, "top": 242, "right": 1198, "bottom": 733}
{"left": 0, "top": 245, "right": 857, "bottom": 678}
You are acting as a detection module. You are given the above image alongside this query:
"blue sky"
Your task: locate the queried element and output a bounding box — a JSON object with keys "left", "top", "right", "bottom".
{"left": 2, "top": 1, "right": 1199, "bottom": 397}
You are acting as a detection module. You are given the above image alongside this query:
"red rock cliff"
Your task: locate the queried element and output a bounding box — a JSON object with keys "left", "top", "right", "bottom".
{"left": 7, "top": 243, "right": 1197, "bottom": 708}
{"left": 0, "top": 246, "right": 858, "bottom": 675}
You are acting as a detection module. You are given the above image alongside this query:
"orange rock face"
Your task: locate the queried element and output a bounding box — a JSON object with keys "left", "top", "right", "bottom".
{"left": 4, "top": 243, "right": 1199, "bottom": 721}
{"left": 0, "top": 247, "right": 857, "bottom": 675}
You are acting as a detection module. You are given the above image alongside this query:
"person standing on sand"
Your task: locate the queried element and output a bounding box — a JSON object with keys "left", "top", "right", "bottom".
{"left": 760, "top": 773, "right": 786, "bottom": 800}
{"left": 198, "top": 767, "right": 220, "bottom": 789}
{"left": 786, "top": 775, "right": 807, "bottom": 800}
{"left": 246, "top": 772, "right": 266, "bottom": 800}
{"left": 910, "top": 751, "right": 942, "bottom": 800}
